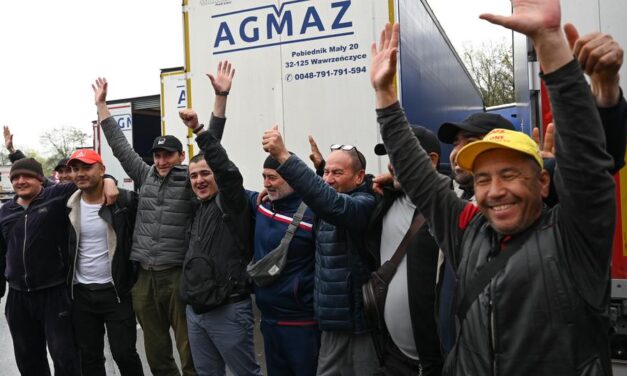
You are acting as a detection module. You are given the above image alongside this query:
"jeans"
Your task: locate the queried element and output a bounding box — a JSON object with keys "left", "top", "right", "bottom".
{"left": 186, "top": 298, "right": 262, "bottom": 376}
{"left": 5, "top": 284, "right": 80, "bottom": 376}
{"left": 132, "top": 267, "right": 195, "bottom": 376}
{"left": 72, "top": 284, "right": 143, "bottom": 376}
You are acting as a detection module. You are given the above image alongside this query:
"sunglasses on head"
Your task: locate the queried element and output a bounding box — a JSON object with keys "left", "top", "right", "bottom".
{"left": 330, "top": 144, "right": 366, "bottom": 170}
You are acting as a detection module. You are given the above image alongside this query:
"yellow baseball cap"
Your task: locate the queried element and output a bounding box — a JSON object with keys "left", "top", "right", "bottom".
{"left": 456, "top": 128, "right": 543, "bottom": 171}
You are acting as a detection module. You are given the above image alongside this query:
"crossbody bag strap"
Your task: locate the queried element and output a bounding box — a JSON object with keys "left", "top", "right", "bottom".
{"left": 457, "top": 227, "right": 535, "bottom": 322}
{"left": 280, "top": 201, "right": 308, "bottom": 244}
{"left": 389, "top": 210, "right": 426, "bottom": 268}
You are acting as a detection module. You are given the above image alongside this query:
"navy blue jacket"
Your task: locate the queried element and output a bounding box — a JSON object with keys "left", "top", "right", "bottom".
{"left": 248, "top": 191, "right": 316, "bottom": 322}
{"left": 277, "top": 156, "right": 377, "bottom": 333}
{"left": 0, "top": 182, "right": 76, "bottom": 295}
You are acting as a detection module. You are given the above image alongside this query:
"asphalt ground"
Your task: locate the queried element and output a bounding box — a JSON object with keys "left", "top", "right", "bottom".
{"left": 0, "top": 297, "right": 266, "bottom": 375}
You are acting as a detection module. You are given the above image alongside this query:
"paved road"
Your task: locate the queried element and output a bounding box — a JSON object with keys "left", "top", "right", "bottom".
{"left": 0, "top": 297, "right": 266, "bottom": 375}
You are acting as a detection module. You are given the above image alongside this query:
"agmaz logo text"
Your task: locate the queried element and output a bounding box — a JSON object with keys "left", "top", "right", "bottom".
{"left": 212, "top": 0, "right": 354, "bottom": 54}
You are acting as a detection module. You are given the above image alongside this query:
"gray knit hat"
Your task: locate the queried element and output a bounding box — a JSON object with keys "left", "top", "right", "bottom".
{"left": 10, "top": 158, "right": 44, "bottom": 182}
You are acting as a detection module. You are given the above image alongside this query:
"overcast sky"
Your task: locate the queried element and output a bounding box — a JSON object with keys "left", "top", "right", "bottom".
{"left": 0, "top": 0, "right": 510, "bottom": 152}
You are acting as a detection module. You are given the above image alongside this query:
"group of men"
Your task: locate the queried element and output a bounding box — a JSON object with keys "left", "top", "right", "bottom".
{"left": 1, "top": 0, "right": 627, "bottom": 375}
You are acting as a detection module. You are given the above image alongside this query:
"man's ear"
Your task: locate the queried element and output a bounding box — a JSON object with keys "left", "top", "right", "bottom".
{"left": 355, "top": 169, "right": 366, "bottom": 185}
{"left": 428, "top": 152, "right": 440, "bottom": 169}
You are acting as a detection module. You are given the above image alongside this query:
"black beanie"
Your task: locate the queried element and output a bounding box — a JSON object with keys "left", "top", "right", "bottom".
{"left": 10, "top": 158, "right": 44, "bottom": 182}
{"left": 263, "top": 155, "right": 281, "bottom": 170}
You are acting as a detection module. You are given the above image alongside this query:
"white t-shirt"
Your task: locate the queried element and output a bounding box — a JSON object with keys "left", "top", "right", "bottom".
{"left": 381, "top": 194, "right": 419, "bottom": 360}
{"left": 74, "top": 199, "right": 112, "bottom": 285}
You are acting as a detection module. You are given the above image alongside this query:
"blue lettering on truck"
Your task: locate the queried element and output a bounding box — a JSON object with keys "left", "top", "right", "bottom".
{"left": 114, "top": 114, "right": 132, "bottom": 131}
{"left": 212, "top": 0, "right": 354, "bottom": 55}
{"left": 177, "top": 86, "right": 187, "bottom": 108}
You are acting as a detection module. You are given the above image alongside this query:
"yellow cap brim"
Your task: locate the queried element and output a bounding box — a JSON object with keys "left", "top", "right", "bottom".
{"left": 456, "top": 141, "right": 543, "bottom": 171}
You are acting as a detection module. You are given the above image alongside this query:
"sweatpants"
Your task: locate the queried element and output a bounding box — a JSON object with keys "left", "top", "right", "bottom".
{"left": 5, "top": 284, "right": 80, "bottom": 376}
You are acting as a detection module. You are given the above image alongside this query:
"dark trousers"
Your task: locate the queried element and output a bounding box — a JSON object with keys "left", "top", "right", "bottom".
{"left": 5, "top": 284, "right": 80, "bottom": 376}
{"left": 260, "top": 320, "right": 321, "bottom": 376}
{"left": 378, "top": 337, "right": 422, "bottom": 376}
{"left": 377, "top": 333, "right": 443, "bottom": 376}
{"left": 72, "top": 284, "right": 144, "bottom": 376}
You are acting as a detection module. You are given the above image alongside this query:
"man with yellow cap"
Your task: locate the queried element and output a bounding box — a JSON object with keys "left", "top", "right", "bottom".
{"left": 370, "top": 0, "right": 616, "bottom": 374}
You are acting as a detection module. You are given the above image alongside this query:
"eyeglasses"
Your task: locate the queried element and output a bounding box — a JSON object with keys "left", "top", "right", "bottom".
{"left": 330, "top": 144, "right": 366, "bottom": 170}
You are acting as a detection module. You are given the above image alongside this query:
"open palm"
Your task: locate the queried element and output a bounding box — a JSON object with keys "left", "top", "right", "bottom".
{"left": 370, "top": 23, "right": 400, "bottom": 91}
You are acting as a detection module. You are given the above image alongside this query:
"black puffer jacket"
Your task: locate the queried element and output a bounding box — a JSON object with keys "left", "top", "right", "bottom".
{"left": 66, "top": 188, "right": 138, "bottom": 299}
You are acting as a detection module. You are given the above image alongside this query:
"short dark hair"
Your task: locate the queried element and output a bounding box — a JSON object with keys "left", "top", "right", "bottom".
{"left": 189, "top": 153, "right": 205, "bottom": 165}
{"left": 349, "top": 149, "right": 366, "bottom": 172}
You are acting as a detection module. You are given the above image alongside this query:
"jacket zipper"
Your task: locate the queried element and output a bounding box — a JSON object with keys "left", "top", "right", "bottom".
{"left": 489, "top": 293, "right": 496, "bottom": 376}
{"left": 71, "top": 223, "right": 80, "bottom": 300}
{"left": 110, "top": 234, "right": 120, "bottom": 303}
{"left": 111, "top": 280, "right": 121, "bottom": 303}
{"left": 107, "top": 210, "right": 121, "bottom": 303}
{"left": 22, "top": 214, "right": 30, "bottom": 291}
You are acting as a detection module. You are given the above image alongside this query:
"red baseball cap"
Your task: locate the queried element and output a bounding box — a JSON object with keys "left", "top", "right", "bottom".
{"left": 68, "top": 149, "right": 104, "bottom": 166}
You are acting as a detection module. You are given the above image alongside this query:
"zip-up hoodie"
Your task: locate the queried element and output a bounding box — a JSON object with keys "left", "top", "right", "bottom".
{"left": 0, "top": 182, "right": 76, "bottom": 294}
{"left": 247, "top": 191, "right": 316, "bottom": 322}
{"left": 66, "top": 188, "right": 138, "bottom": 299}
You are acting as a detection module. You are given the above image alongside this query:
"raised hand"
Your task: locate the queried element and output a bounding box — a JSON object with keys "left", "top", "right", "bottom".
{"left": 480, "top": 0, "right": 570, "bottom": 74}
{"left": 308, "top": 135, "right": 323, "bottom": 170}
{"left": 532, "top": 123, "right": 555, "bottom": 159}
{"left": 92, "top": 77, "right": 108, "bottom": 105}
{"left": 179, "top": 109, "right": 200, "bottom": 130}
{"left": 564, "top": 23, "right": 623, "bottom": 107}
{"left": 207, "top": 60, "right": 235, "bottom": 94}
{"left": 262, "top": 125, "right": 290, "bottom": 163}
{"left": 3, "top": 126, "right": 14, "bottom": 153}
{"left": 479, "top": 0, "right": 561, "bottom": 39}
{"left": 370, "top": 23, "right": 400, "bottom": 100}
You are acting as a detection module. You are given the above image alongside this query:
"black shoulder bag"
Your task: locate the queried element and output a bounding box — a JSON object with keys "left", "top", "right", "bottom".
{"left": 362, "top": 210, "right": 426, "bottom": 361}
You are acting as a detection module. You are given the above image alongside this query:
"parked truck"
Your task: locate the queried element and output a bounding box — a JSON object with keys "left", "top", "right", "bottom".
{"left": 178, "top": 0, "right": 484, "bottom": 189}
{"left": 95, "top": 95, "right": 162, "bottom": 191}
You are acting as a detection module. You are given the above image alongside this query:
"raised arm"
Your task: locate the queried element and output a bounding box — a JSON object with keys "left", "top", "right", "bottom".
{"left": 564, "top": 24, "right": 627, "bottom": 173}
{"left": 262, "top": 125, "right": 375, "bottom": 230}
{"left": 307, "top": 135, "right": 325, "bottom": 176}
{"left": 483, "top": 0, "right": 615, "bottom": 309}
{"left": 180, "top": 109, "right": 247, "bottom": 213}
{"left": 207, "top": 60, "right": 234, "bottom": 119}
{"left": 92, "top": 78, "right": 150, "bottom": 185}
{"left": 4, "top": 126, "right": 26, "bottom": 163}
{"left": 204, "top": 60, "right": 235, "bottom": 141}
{"left": 371, "top": 23, "right": 470, "bottom": 267}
